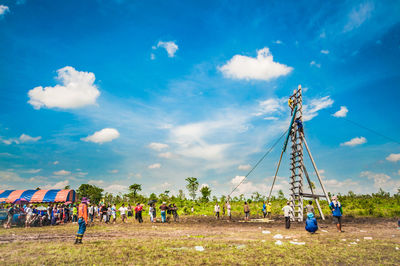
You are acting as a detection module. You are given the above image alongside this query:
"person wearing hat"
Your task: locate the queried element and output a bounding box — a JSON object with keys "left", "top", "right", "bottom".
{"left": 305, "top": 213, "right": 318, "bottom": 234}
{"left": 329, "top": 196, "right": 343, "bottom": 232}
{"left": 75, "top": 197, "right": 89, "bottom": 244}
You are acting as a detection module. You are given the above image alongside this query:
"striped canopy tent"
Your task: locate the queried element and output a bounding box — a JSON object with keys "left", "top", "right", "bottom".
{"left": 0, "top": 189, "right": 76, "bottom": 203}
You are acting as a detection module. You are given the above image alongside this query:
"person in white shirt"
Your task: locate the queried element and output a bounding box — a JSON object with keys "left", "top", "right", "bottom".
{"left": 226, "top": 201, "right": 231, "bottom": 220}
{"left": 282, "top": 201, "right": 292, "bottom": 229}
{"left": 118, "top": 204, "right": 128, "bottom": 223}
{"left": 111, "top": 205, "right": 117, "bottom": 224}
{"left": 88, "top": 205, "right": 94, "bottom": 223}
{"left": 25, "top": 205, "right": 33, "bottom": 227}
{"left": 214, "top": 203, "right": 220, "bottom": 219}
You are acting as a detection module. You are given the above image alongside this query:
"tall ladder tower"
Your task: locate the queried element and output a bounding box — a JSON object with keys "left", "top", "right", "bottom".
{"left": 288, "top": 86, "right": 304, "bottom": 221}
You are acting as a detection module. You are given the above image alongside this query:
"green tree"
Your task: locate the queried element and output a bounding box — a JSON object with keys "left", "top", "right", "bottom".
{"left": 64, "top": 185, "right": 71, "bottom": 190}
{"left": 277, "top": 190, "right": 285, "bottom": 200}
{"left": 77, "top": 184, "right": 104, "bottom": 204}
{"left": 185, "top": 177, "right": 199, "bottom": 200}
{"left": 129, "top": 184, "right": 142, "bottom": 203}
{"left": 178, "top": 189, "right": 185, "bottom": 200}
{"left": 149, "top": 193, "right": 158, "bottom": 201}
{"left": 200, "top": 186, "right": 211, "bottom": 202}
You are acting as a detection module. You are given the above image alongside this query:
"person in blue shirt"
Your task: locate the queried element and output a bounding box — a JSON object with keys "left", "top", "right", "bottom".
{"left": 305, "top": 213, "right": 318, "bottom": 233}
{"left": 262, "top": 202, "right": 267, "bottom": 218}
{"left": 329, "top": 196, "right": 343, "bottom": 232}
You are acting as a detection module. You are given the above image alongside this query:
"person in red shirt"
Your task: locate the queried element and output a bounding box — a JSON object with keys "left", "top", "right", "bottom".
{"left": 134, "top": 203, "right": 143, "bottom": 223}
{"left": 74, "top": 197, "right": 89, "bottom": 244}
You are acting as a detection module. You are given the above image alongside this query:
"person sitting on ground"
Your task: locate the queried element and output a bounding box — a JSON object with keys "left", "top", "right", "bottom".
{"left": 214, "top": 203, "right": 220, "bottom": 219}
{"left": 243, "top": 202, "right": 250, "bottom": 221}
{"left": 159, "top": 202, "right": 168, "bottom": 223}
{"left": 305, "top": 200, "right": 315, "bottom": 216}
{"left": 305, "top": 213, "right": 318, "bottom": 234}
{"left": 118, "top": 204, "right": 128, "bottom": 223}
{"left": 282, "top": 202, "right": 292, "bottom": 229}
{"left": 329, "top": 196, "right": 343, "bottom": 232}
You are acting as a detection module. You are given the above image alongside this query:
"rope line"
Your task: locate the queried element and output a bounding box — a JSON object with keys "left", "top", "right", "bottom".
{"left": 343, "top": 118, "right": 400, "bottom": 145}
{"left": 228, "top": 129, "right": 289, "bottom": 197}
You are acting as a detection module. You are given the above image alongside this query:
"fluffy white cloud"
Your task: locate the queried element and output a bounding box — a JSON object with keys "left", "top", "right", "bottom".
{"left": 159, "top": 152, "right": 172, "bottom": 158}
{"left": 238, "top": 164, "right": 251, "bottom": 170}
{"left": 303, "top": 96, "right": 334, "bottom": 121}
{"left": 19, "top": 134, "right": 41, "bottom": 143}
{"left": 273, "top": 40, "right": 282, "bottom": 44}
{"left": 104, "top": 184, "right": 128, "bottom": 194}
{"left": 257, "top": 98, "right": 284, "bottom": 116}
{"left": 0, "top": 5, "right": 9, "bottom": 16}
{"left": 148, "top": 142, "right": 169, "bottom": 151}
{"left": 156, "top": 41, "right": 178, "bottom": 57}
{"left": 344, "top": 2, "right": 374, "bottom": 32}
{"left": 88, "top": 179, "right": 105, "bottom": 186}
{"left": 310, "top": 61, "right": 321, "bottom": 68}
{"left": 218, "top": 47, "right": 293, "bottom": 81}
{"left": 24, "top": 169, "right": 42, "bottom": 174}
{"left": 42, "top": 180, "right": 70, "bottom": 190}
{"left": 53, "top": 161, "right": 59, "bottom": 165}
{"left": 332, "top": 106, "right": 348, "bottom": 117}
{"left": 109, "top": 169, "right": 119, "bottom": 174}
{"left": 53, "top": 170, "right": 71, "bottom": 176}
{"left": 28, "top": 66, "right": 100, "bottom": 109}
{"left": 81, "top": 128, "right": 120, "bottom": 144}
{"left": 386, "top": 153, "right": 400, "bottom": 162}
{"left": 360, "top": 171, "right": 391, "bottom": 189}
{"left": 148, "top": 163, "right": 161, "bottom": 169}
{"left": 320, "top": 50, "right": 329, "bottom": 54}
{"left": 230, "top": 176, "right": 268, "bottom": 196}
{"left": 340, "top": 136, "right": 367, "bottom": 147}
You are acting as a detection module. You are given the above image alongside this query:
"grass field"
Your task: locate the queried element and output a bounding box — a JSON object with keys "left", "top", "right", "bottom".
{"left": 1, "top": 216, "right": 399, "bottom": 265}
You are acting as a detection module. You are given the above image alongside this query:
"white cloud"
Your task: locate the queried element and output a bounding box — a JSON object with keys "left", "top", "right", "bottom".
{"left": 230, "top": 176, "right": 268, "bottom": 196}
{"left": 0, "top": 171, "right": 24, "bottom": 182}
{"left": 157, "top": 41, "right": 178, "bottom": 57}
{"left": 19, "top": 134, "right": 41, "bottom": 143}
{"left": 53, "top": 170, "right": 71, "bottom": 176}
{"left": 238, "top": 164, "right": 251, "bottom": 170}
{"left": 0, "top": 5, "right": 9, "bottom": 16}
{"left": 159, "top": 152, "right": 172, "bottom": 158}
{"left": 88, "top": 179, "right": 105, "bottom": 186}
{"left": 28, "top": 66, "right": 100, "bottom": 109}
{"left": 104, "top": 184, "right": 128, "bottom": 194}
{"left": 257, "top": 98, "right": 284, "bottom": 116}
{"left": 386, "top": 153, "right": 400, "bottom": 162}
{"left": 148, "top": 163, "right": 161, "bottom": 169}
{"left": 42, "top": 180, "right": 70, "bottom": 190}
{"left": 332, "top": 106, "right": 348, "bottom": 118}
{"left": 263, "top": 116, "right": 278, "bottom": 121}
{"left": 310, "top": 61, "right": 321, "bottom": 68}
{"left": 109, "top": 169, "right": 119, "bottom": 174}
{"left": 320, "top": 50, "right": 329, "bottom": 54}
{"left": 273, "top": 40, "right": 282, "bottom": 44}
{"left": 341, "top": 136, "right": 367, "bottom": 147}
{"left": 360, "top": 171, "right": 391, "bottom": 189}
{"left": 218, "top": 47, "right": 293, "bottom": 81}
{"left": 303, "top": 96, "right": 334, "bottom": 121}
{"left": 81, "top": 128, "right": 120, "bottom": 144}
{"left": 148, "top": 142, "right": 169, "bottom": 151}
{"left": 24, "top": 169, "right": 42, "bottom": 174}
{"left": 53, "top": 161, "right": 59, "bottom": 165}
{"left": 344, "top": 2, "right": 374, "bottom": 32}
{"left": 150, "top": 53, "right": 156, "bottom": 60}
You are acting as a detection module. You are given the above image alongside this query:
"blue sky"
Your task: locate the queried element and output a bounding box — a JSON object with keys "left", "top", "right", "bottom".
{"left": 1, "top": 0, "right": 400, "bottom": 197}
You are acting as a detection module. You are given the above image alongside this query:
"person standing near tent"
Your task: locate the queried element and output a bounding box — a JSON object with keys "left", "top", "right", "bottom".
{"left": 6, "top": 204, "right": 14, "bottom": 229}
{"left": 282, "top": 202, "right": 292, "bottom": 229}
{"left": 75, "top": 197, "right": 89, "bottom": 244}
{"left": 329, "top": 196, "right": 343, "bottom": 232}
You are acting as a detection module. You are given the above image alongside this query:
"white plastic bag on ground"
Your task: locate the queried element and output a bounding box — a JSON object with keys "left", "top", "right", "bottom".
{"left": 195, "top": 246, "right": 204, "bottom": 252}
{"left": 364, "top": 237, "right": 373, "bottom": 240}
{"left": 273, "top": 234, "right": 283, "bottom": 239}
{"left": 236, "top": 245, "right": 246, "bottom": 249}
{"left": 350, "top": 242, "right": 357, "bottom": 245}
{"left": 275, "top": 240, "right": 283, "bottom": 246}
{"left": 321, "top": 229, "right": 328, "bottom": 233}
{"left": 289, "top": 241, "right": 305, "bottom": 245}
{"left": 262, "top": 230, "right": 271, "bottom": 234}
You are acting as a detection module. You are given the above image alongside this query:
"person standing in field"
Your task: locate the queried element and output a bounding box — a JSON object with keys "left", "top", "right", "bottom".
{"left": 222, "top": 203, "right": 225, "bottom": 216}
{"left": 119, "top": 204, "right": 128, "bottom": 223}
{"left": 111, "top": 204, "right": 117, "bottom": 224}
{"left": 262, "top": 202, "right": 267, "bottom": 218}
{"left": 282, "top": 202, "right": 292, "bottom": 229}
{"left": 227, "top": 201, "right": 231, "bottom": 220}
{"left": 72, "top": 204, "right": 78, "bottom": 223}
{"left": 329, "top": 196, "right": 343, "bottom": 232}
{"left": 74, "top": 197, "right": 89, "bottom": 244}
{"left": 244, "top": 202, "right": 250, "bottom": 221}
{"left": 6, "top": 204, "right": 14, "bottom": 229}
{"left": 305, "top": 200, "right": 315, "bottom": 216}
{"left": 135, "top": 203, "right": 143, "bottom": 223}
{"left": 214, "top": 203, "right": 220, "bottom": 219}
{"left": 160, "top": 202, "right": 168, "bottom": 223}
{"left": 149, "top": 204, "right": 155, "bottom": 223}
{"left": 266, "top": 202, "right": 272, "bottom": 219}
{"left": 88, "top": 204, "right": 94, "bottom": 224}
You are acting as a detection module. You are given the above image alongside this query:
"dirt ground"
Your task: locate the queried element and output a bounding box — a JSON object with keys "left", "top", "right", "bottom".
{"left": 0, "top": 216, "right": 399, "bottom": 265}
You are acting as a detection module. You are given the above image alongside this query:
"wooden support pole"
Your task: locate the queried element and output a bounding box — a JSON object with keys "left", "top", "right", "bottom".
{"left": 301, "top": 135, "right": 331, "bottom": 204}
{"left": 303, "top": 166, "right": 325, "bottom": 220}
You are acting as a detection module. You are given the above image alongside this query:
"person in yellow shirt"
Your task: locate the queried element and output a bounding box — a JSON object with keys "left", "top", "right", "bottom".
{"left": 266, "top": 202, "right": 272, "bottom": 219}
{"left": 74, "top": 197, "right": 89, "bottom": 244}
